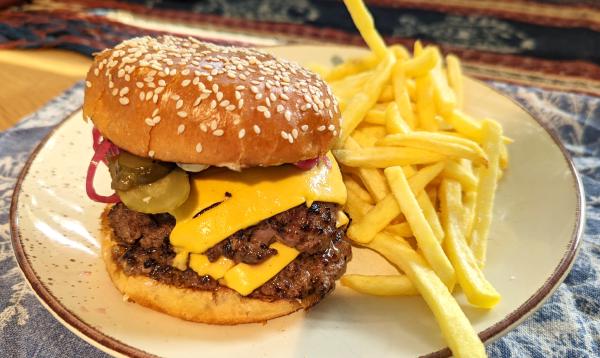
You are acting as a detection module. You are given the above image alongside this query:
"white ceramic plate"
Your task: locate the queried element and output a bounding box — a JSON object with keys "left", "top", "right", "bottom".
{"left": 11, "top": 46, "right": 584, "bottom": 357}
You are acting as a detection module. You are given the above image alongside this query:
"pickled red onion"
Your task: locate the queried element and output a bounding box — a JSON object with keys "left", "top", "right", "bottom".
{"left": 294, "top": 158, "right": 319, "bottom": 170}
{"left": 86, "top": 132, "right": 120, "bottom": 203}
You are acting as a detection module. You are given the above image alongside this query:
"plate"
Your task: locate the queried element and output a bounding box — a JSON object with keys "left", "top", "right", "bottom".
{"left": 11, "top": 45, "right": 584, "bottom": 357}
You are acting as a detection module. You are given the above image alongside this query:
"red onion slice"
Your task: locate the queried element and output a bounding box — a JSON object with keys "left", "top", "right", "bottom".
{"left": 294, "top": 157, "right": 319, "bottom": 170}
{"left": 86, "top": 138, "right": 120, "bottom": 204}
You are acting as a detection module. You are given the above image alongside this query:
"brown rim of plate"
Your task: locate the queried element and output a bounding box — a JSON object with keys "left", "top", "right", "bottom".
{"left": 9, "top": 79, "right": 585, "bottom": 358}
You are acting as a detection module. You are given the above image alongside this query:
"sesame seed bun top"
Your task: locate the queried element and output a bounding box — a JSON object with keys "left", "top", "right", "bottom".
{"left": 82, "top": 35, "right": 341, "bottom": 169}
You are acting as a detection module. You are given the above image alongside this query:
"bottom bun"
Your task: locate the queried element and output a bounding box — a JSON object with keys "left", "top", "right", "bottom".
{"left": 101, "top": 208, "right": 314, "bottom": 324}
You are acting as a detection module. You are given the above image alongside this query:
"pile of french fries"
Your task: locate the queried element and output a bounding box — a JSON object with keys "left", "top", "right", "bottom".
{"left": 315, "top": 1, "right": 511, "bottom": 357}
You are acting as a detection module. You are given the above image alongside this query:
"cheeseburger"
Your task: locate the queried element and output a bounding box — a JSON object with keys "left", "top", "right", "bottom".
{"left": 83, "top": 35, "right": 352, "bottom": 324}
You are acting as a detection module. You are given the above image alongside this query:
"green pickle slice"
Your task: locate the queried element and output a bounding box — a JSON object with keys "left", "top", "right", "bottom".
{"left": 117, "top": 168, "right": 190, "bottom": 214}
{"left": 110, "top": 152, "right": 173, "bottom": 190}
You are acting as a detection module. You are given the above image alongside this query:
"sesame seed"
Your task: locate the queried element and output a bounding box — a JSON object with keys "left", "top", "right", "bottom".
{"left": 153, "top": 116, "right": 161, "bottom": 124}
{"left": 119, "top": 97, "right": 129, "bottom": 105}
{"left": 176, "top": 99, "right": 184, "bottom": 109}
{"left": 193, "top": 97, "right": 203, "bottom": 107}
{"left": 233, "top": 119, "right": 241, "bottom": 125}
{"left": 235, "top": 91, "right": 241, "bottom": 100}
{"left": 328, "top": 124, "right": 336, "bottom": 131}
{"left": 255, "top": 93, "right": 263, "bottom": 100}
{"left": 139, "top": 92, "right": 145, "bottom": 101}
{"left": 250, "top": 86, "right": 259, "bottom": 94}
{"left": 220, "top": 100, "right": 230, "bottom": 107}
{"left": 182, "top": 69, "right": 190, "bottom": 75}
{"left": 281, "top": 131, "right": 288, "bottom": 140}
{"left": 136, "top": 82, "right": 144, "bottom": 88}
{"left": 276, "top": 104, "right": 284, "bottom": 113}
{"left": 238, "top": 129, "right": 246, "bottom": 138}
{"left": 108, "top": 81, "right": 114, "bottom": 89}
{"left": 284, "top": 110, "right": 292, "bottom": 121}
{"left": 149, "top": 150, "right": 155, "bottom": 157}
{"left": 210, "top": 120, "right": 218, "bottom": 130}
{"left": 171, "top": 94, "right": 180, "bottom": 101}
{"left": 119, "top": 87, "right": 129, "bottom": 96}
{"left": 226, "top": 104, "right": 236, "bottom": 111}
{"left": 193, "top": 77, "right": 200, "bottom": 85}
{"left": 325, "top": 98, "right": 331, "bottom": 107}
{"left": 333, "top": 130, "right": 338, "bottom": 136}
{"left": 265, "top": 97, "right": 271, "bottom": 107}
{"left": 195, "top": 143, "right": 203, "bottom": 153}
{"left": 145, "top": 91, "right": 153, "bottom": 101}
{"left": 200, "top": 123, "right": 208, "bottom": 132}
{"left": 264, "top": 111, "right": 271, "bottom": 119}
{"left": 155, "top": 87, "right": 164, "bottom": 94}
{"left": 124, "top": 74, "right": 130, "bottom": 82}
{"left": 181, "top": 79, "right": 191, "bottom": 87}
{"left": 158, "top": 79, "right": 166, "bottom": 87}
{"left": 257, "top": 106, "right": 267, "bottom": 112}
{"left": 178, "top": 124, "right": 185, "bottom": 134}
{"left": 212, "top": 84, "right": 219, "bottom": 93}
{"left": 216, "top": 92, "right": 223, "bottom": 101}
{"left": 269, "top": 93, "right": 277, "bottom": 101}
{"left": 145, "top": 118, "right": 154, "bottom": 126}
{"left": 288, "top": 136, "right": 294, "bottom": 144}
{"left": 238, "top": 99, "right": 244, "bottom": 109}
{"left": 210, "top": 100, "right": 217, "bottom": 109}
{"left": 280, "top": 93, "right": 289, "bottom": 101}
{"left": 111, "top": 88, "right": 118, "bottom": 96}
{"left": 253, "top": 125, "right": 261, "bottom": 134}
{"left": 235, "top": 85, "right": 245, "bottom": 90}
{"left": 177, "top": 111, "right": 188, "bottom": 118}
{"left": 152, "top": 108, "right": 159, "bottom": 117}
{"left": 213, "top": 129, "right": 224, "bottom": 136}
{"left": 292, "top": 128, "right": 298, "bottom": 138}
{"left": 85, "top": 81, "right": 92, "bottom": 88}
{"left": 152, "top": 94, "right": 159, "bottom": 103}
{"left": 94, "top": 68, "right": 99, "bottom": 76}
{"left": 118, "top": 69, "right": 125, "bottom": 78}
{"left": 317, "top": 125, "right": 326, "bottom": 132}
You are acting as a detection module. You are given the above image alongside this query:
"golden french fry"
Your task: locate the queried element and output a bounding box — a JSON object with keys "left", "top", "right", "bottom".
{"left": 446, "top": 54, "right": 464, "bottom": 109}
{"left": 341, "top": 274, "right": 418, "bottom": 296}
{"left": 413, "top": 40, "right": 424, "bottom": 56}
{"left": 402, "top": 46, "right": 439, "bottom": 78}
{"left": 325, "top": 54, "right": 378, "bottom": 82}
{"left": 346, "top": 189, "right": 374, "bottom": 220}
{"left": 344, "top": 177, "right": 375, "bottom": 204}
{"left": 385, "top": 102, "right": 411, "bottom": 134}
{"left": 430, "top": 49, "right": 456, "bottom": 116}
{"left": 417, "top": 191, "right": 444, "bottom": 242}
{"left": 364, "top": 108, "right": 387, "bottom": 125}
{"left": 354, "top": 124, "right": 388, "bottom": 146}
{"left": 329, "top": 70, "right": 373, "bottom": 101}
{"left": 406, "top": 161, "right": 445, "bottom": 193}
{"left": 333, "top": 147, "right": 446, "bottom": 168}
{"left": 462, "top": 190, "right": 477, "bottom": 240}
{"left": 378, "top": 132, "right": 488, "bottom": 165}
{"left": 416, "top": 74, "right": 438, "bottom": 131}
{"left": 499, "top": 140, "right": 509, "bottom": 169}
{"left": 306, "top": 63, "right": 331, "bottom": 78}
{"left": 447, "top": 109, "right": 483, "bottom": 142}
{"left": 405, "top": 79, "right": 417, "bottom": 101}
{"left": 385, "top": 222, "right": 413, "bottom": 237}
{"left": 347, "top": 194, "right": 401, "bottom": 243}
{"left": 343, "top": 0, "right": 388, "bottom": 59}
{"left": 391, "top": 62, "right": 417, "bottom": 129}
{"left": 471, "top": 120, "right": 502, "bottom": 267}
{"left": 442, "top": 160, "right": 478, "bottom": 191}
{"left": 390, "top": 44, "right": 410, "bottom": 60}
{"left": 367, "top": 233, "right": 486, "bottom": 357}
{"left": 384, "top": 167, "right": 455, "bottom": 288}
{"left": 440, "top": 179, "right": 501, "bottom": 308}
{"left": 378, "top": 84, "right": 395, "bottom": 102}
{"left": 344, "top": 137, "right": 390, "bottom": 201}
{"left": 338, "top": 52, "right": 396, "bottom": 145}
{"left": 402, "top": 165, "right": 417, "bottom": 178}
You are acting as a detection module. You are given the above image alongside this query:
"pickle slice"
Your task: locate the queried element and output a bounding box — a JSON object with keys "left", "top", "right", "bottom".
{"left": 109, "top": 152, "right": 173, "bottom": 190}
{"left": 117, "top": 168, "right": 190, "bottom": 214}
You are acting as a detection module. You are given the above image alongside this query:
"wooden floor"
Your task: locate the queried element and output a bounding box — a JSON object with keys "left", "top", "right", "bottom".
{"left": 0, "top": 49, "right": 92, "bottom": 130}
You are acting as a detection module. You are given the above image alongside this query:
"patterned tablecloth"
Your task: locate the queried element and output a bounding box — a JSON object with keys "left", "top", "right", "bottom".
{"left": 0, "top": 1, "right": 599, "bottom": 357}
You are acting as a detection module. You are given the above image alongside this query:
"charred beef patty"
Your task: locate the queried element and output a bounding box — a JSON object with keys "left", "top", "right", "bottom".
{"left": 107, "top": 202, "right": 351, "bottom": 299}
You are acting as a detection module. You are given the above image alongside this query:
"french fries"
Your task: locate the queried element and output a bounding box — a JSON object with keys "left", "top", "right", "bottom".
{"left": 367, "top": 233, "right": 486, "bottom": 357}
{"left": 341, "top": 274, "right": 418, "bottom": 296}
{"left": 331, "top": 1, "right": 510, "bottom": 356}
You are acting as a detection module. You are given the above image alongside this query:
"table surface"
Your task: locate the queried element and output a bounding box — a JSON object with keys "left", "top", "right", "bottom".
{"left": 0, "top": 49, "right": 91, "bottom": 130}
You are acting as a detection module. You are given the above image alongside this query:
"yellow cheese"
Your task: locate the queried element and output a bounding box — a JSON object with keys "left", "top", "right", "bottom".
{"left": 336, "top": 210, "right": 350, "bottom": 228}
{"left": 171, "top": 249, "right": 189, "bottom": 271}
{"left": 189, "top": 254, "right": 235, "bottom": 279}
{"left": 170, "top": 152, "right": 346, "bottom": 254}
{"left": 221, "top": 242, "right": 299, "bottom": 296}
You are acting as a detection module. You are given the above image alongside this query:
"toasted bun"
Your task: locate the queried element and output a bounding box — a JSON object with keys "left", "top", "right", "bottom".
{"left": 83, "top": 36, "right": 340, "bottom": 169}
{"left": 101, "top": 209, "right": 315, "bottom": 324}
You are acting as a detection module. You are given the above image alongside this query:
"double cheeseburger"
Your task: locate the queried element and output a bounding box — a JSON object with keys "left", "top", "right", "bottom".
{"left": 83, "top": 35, "right": 352, "bottom": 324}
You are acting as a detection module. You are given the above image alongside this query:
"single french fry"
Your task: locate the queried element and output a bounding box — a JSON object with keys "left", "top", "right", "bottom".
{"left": 346, "top": 190, "right": 374, "bottom": 220}
{"left": 338, "top": 52, "right": 396, "bottom": 145}
{"left": 471, "top": 120, "right": 502, "bottom": 267}
{"left": 406, "top": 161, "right": 445, "bottom": 194}
{"left": 344, "top": 137, "right": 390, "bottom": 201}
{"left": 367, "top": 233, "right": 486, "bottom": 358}
{"left": 378, "top": 84, "right": 395, "bottom": 102}
{"left": 329, "top": 70, "right": 373, "bottom": 101}
{"left": 416, "top": 74, "right": 439, "bottom": 131}
{"left": 344, "top": 0, "right": 389, "bottom": 59}
{"left": 413, "top": 40, "right": 424, "bottom": 56}
{"left": 446, "top": 54, "right": 464, "bottom": 109}
{"left": 440, "top": 179, "right": 501, "bottom": 308}
{"left": 364, "top": 108, "right": 387, "bottom": 125}
{"left": 390, "top": 44, "right": 410, "bottom": 60}
{"left": 384, "top": 167, "right": 455, "bottom": 288}
{"left": 347, "top": 194, "right": 401, "bottom": 243}
{"left": 417, "top": 191, "right": 445, "bottom": 242}
{"left": 447, "top": 109, "right": 483, "bottom": 142}
{"left": 306, "top": 63, "right": 331, "bottom": 78}
{"left": 334, "top": 147, "right": 446, "bottom": 168}
{"left": 462, "top": 190, "right": 477, "bottom": 240}
{"left": 325, "top": 54, "right": 379, "bottom": 81}
{"left": 378, "top": 132, "right": 488, "bottom": 165}
{"left": 442, "top": 160, "right": 478, "bottom": 191}
{"left": 499, "top": 140, "right": 509, "bottom": 169}
{"left": 344, "top": 177, "right": 375, "bottom": 204}
{"left": 341, "top": 274, "right": 418, "bottom": 296}
{"left": 402, "top": 46, "right": 439, "bottom": 78}
{"left": 385, "top": 102, "right": 411, "bottom": 134}
{"left": 392, "top": 62, "right": 417, "bottom": 129}
{"left": 385, "top": 222, "right": 413, "bottom": 237}
{"left": 430, "top": 49, "right": 456, "bottom": 116}
{"left": 354, "top": 125, "right": 388, "bottom": 146}
{"left": 405, "top": 79, "right": 417, "bottom": 100}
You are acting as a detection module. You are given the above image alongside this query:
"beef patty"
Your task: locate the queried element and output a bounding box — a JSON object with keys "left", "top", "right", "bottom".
{"left": 107, "top": 202, "right": 352, "bottom": 300}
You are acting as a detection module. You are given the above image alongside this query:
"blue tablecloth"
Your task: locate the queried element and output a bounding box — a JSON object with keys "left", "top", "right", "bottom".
{"left": 0, "top": 81, "right": 598, "bottom": 357}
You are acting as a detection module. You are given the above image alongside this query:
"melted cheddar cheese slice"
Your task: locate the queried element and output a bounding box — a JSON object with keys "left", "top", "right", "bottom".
{"left": 169, "top": 152, "right": 346, "bottom": 254}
